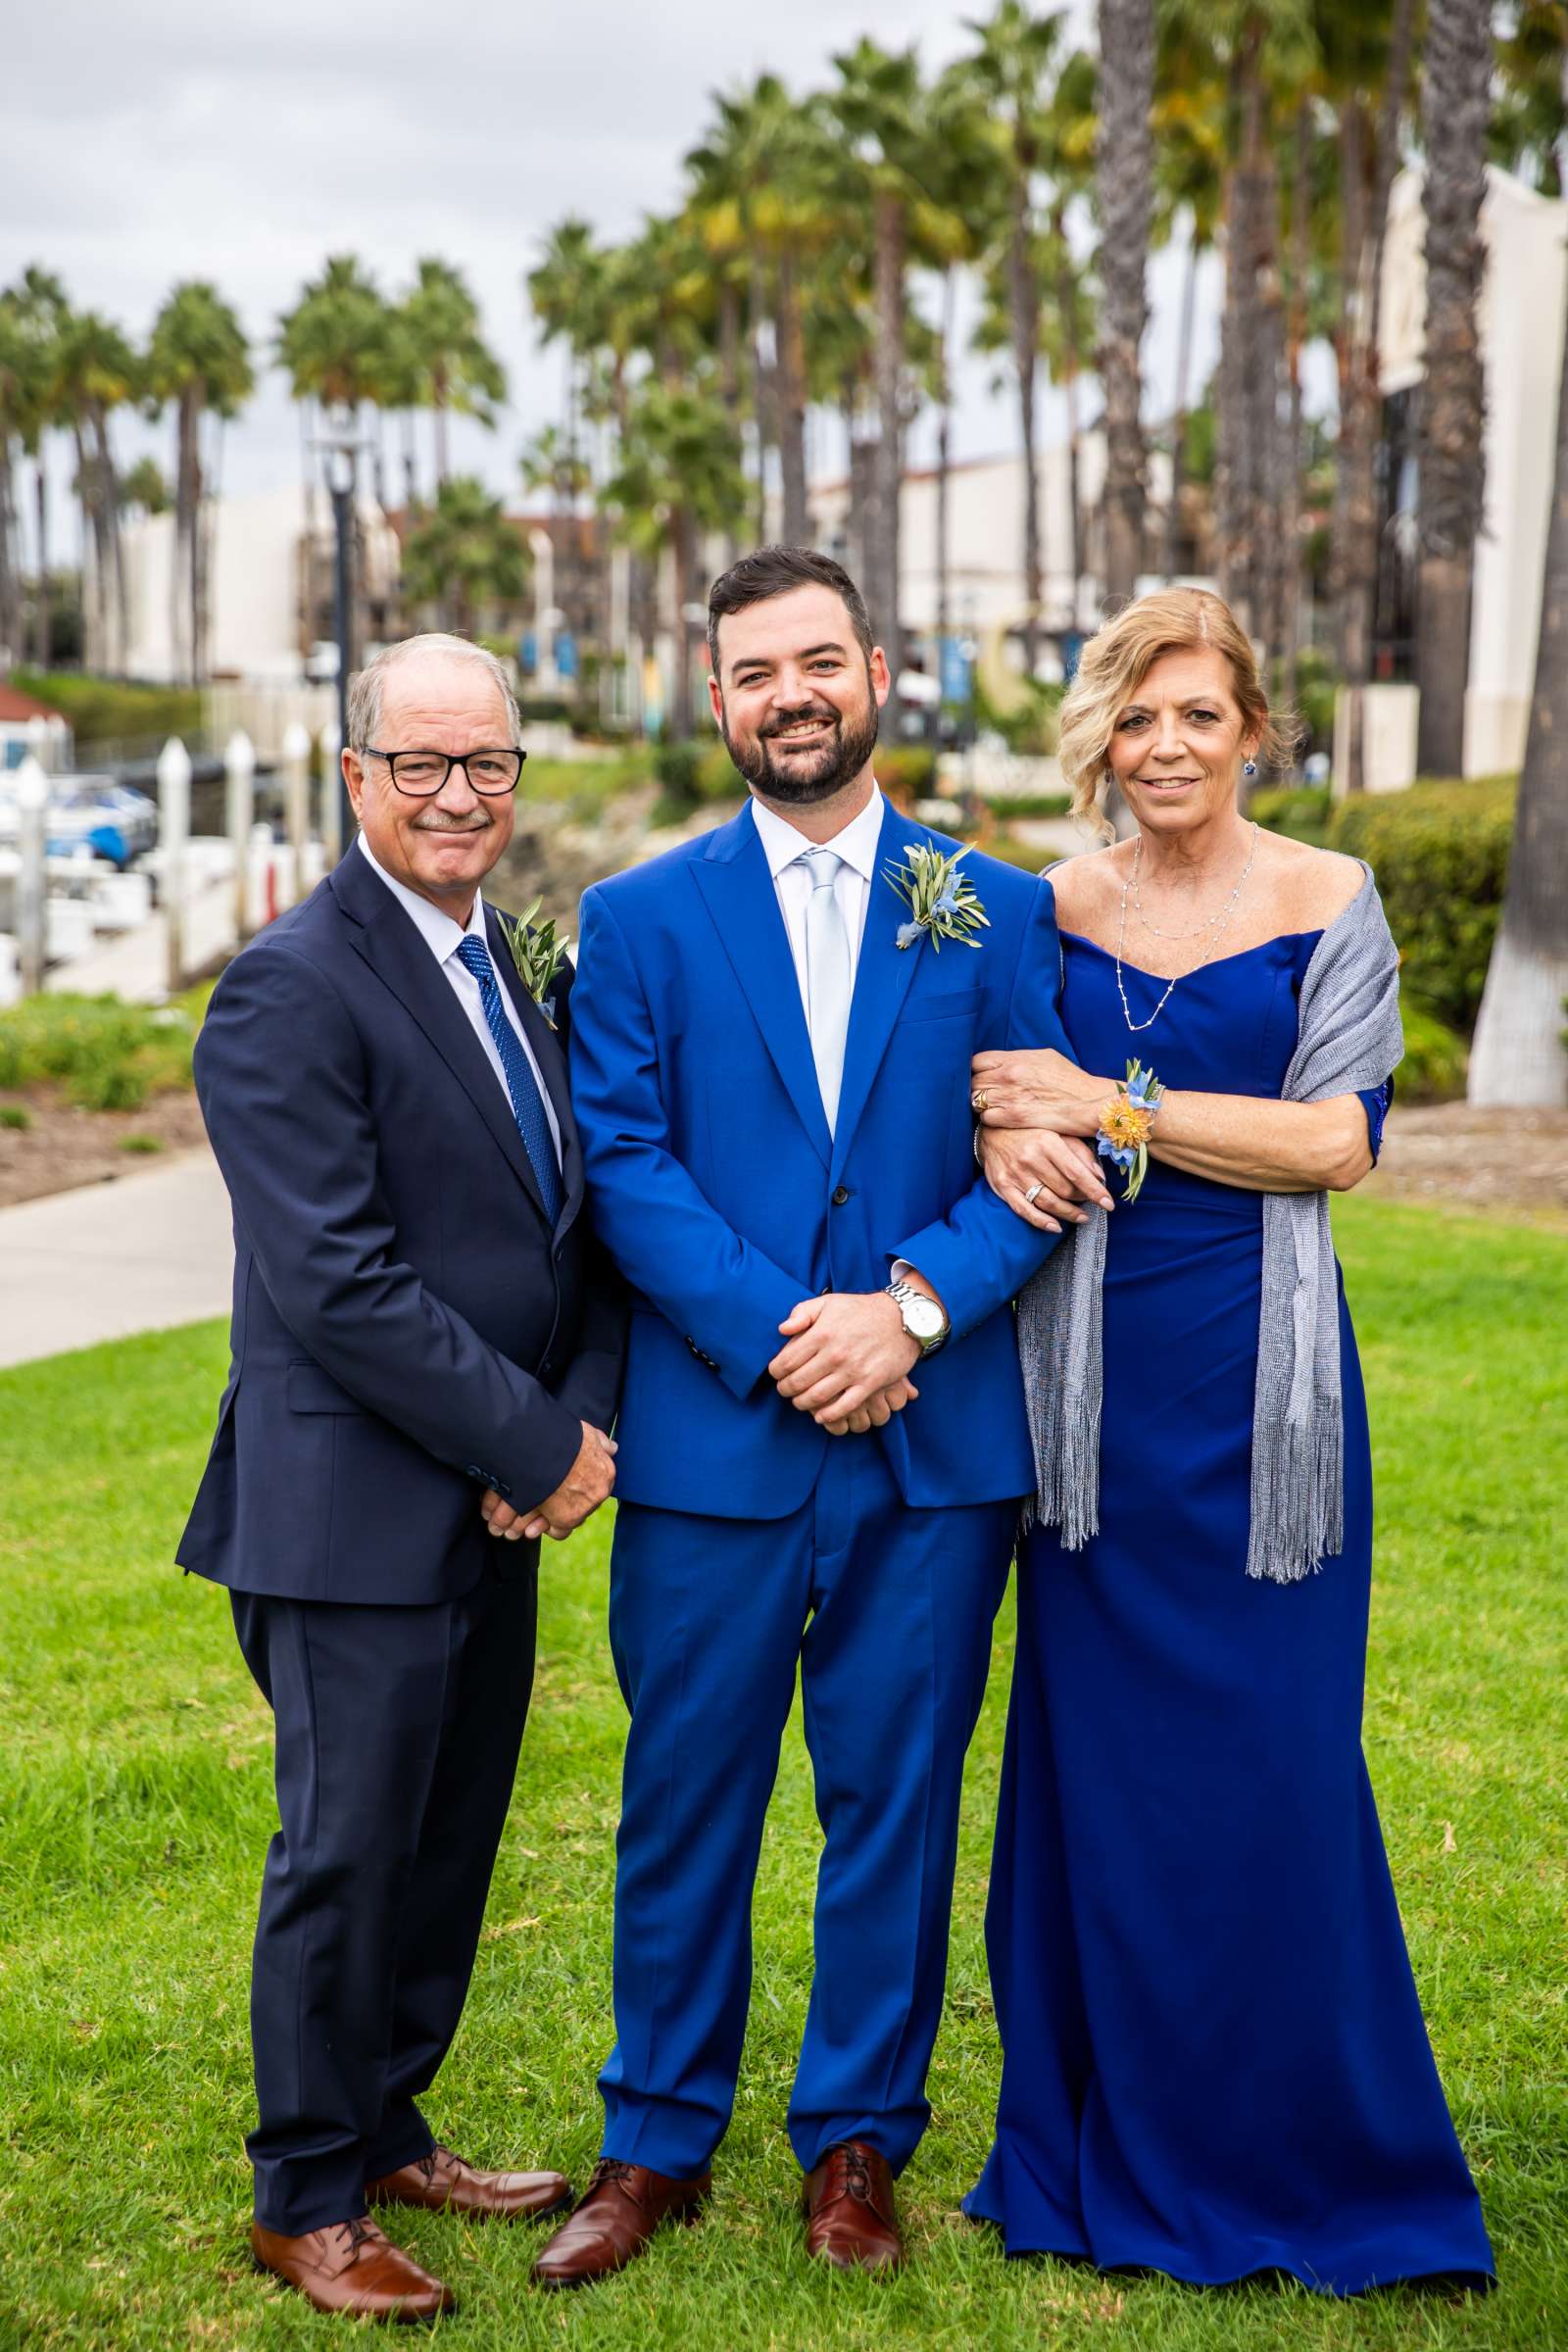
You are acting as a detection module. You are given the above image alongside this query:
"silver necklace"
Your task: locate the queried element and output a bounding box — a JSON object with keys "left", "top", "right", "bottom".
{"left": 1115, "top": 823, "right": 1260, "bottom": 1034}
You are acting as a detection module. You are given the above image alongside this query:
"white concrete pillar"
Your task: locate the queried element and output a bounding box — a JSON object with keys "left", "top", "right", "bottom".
{"left": 280, "top": 720, "right": 312, "bottom": 906}
{"left": 224, "top": 728, "right": 256, "bottom": 946}
{"left": 157, "top": 735, "right": 192, "bottom": 995}
{"left": 14, "top": 754, "right": 48, "bottom": 995}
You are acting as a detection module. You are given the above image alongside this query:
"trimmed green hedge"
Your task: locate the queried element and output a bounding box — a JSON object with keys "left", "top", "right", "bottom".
{"left": 0, "top": 985, "right": 212, "bottom": 1111}
{"left": 10, "top": 668, "right": 206, "bottom": 751}
{"left": 1328, "top": 774, "right": 1516, "bottom": 1035}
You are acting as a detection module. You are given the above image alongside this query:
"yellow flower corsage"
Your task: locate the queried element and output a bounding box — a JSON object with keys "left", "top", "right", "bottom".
{"left": 1097, "top": 1058, "right": 1164, "bottom": 1204}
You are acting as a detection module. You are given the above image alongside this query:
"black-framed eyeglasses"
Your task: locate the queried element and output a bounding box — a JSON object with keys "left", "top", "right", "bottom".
{"left": 363, "top": 747, "right": 527, "bottom": 798}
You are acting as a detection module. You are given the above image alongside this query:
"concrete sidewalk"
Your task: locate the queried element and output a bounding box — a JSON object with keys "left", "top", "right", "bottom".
{"left": 0, "top": 1146, "right": 232, "bottom": 1371}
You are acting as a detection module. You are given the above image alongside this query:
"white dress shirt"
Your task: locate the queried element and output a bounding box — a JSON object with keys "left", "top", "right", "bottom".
{"left": 356, "top": 836, "right": 563, "bottom": 1163}
{"left": 750, "top": 784, "right": 885, "bottom": 1012}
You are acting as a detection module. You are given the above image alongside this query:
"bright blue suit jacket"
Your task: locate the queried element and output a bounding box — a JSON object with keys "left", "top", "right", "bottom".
{"left": 568, "top": 794, "right": 1069, "bottom": 1520}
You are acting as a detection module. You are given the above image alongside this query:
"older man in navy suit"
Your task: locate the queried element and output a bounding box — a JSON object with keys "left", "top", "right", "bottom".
{"left": 180, "top": 634, "right": 623, "bottom": 2324}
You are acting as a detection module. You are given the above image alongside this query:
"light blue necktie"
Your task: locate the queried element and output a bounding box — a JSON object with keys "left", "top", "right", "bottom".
{"left": 455, "top": 934, "right": 564, "bottom": 1226}
{"left": 799, "top": 847, "right": 852, "bottom": 1134}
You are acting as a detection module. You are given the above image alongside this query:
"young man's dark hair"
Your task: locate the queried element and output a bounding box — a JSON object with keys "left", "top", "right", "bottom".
{"left": 707, "top": 546, "right": 875, "bottom": 678}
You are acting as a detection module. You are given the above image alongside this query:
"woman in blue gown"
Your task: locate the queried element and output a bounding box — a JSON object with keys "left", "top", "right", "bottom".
{"left": 963, "top": 590, "right": 1494, "bottom": 2295}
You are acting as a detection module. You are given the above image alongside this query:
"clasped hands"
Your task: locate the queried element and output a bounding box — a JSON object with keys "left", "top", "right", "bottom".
{"left": 768, "top": 1289, "right": 924, "bottom": 1437}
{"left": 481, "top": 1419, "right": 616, "bottom": 1544}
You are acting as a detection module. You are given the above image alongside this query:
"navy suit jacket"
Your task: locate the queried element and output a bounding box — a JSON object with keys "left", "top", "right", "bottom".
{"left": 567, "top": 796, "right": 1068, "bottom": 1520}
{"left": 178, "top": 845, "right": 625, "bottom": 1606}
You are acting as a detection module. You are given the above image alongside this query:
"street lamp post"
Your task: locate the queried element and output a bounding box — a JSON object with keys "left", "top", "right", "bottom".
{"left": 314, "top": 416, "right": 366, "bottom": 854}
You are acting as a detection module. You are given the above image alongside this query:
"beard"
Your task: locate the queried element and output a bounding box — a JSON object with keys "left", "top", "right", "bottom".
{"left": 719, "top": 682, "right": 880, "bottom": 807}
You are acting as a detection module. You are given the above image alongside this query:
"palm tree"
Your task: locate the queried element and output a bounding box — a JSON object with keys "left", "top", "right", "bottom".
{"left": 1152, "top": 65, "right": 1225, "bottom": 584}
{"left": 601, "top": 375, "right": 747, "bottom": 738}
{"left": 400, "top": 475, "right": 529, "bottom": 639}
{"left": 830, "top": 37, "right": 942, "bottom": 682}
{"left": 957, "top": 2, "right": 1070, "bottom": 674}
{"left": 121, "top": 456, "right": 171, "bottom": 517}
{"left": 686, "top": 76, "right": 838, "bottom": 547}
{"left": 1096, "top": 0, "right": 1155, "bottom": 605}
{"left": 1467, "top": 41, "right": 1568, "bottom": 1109}
{"left": 278, "top": 258, "right": 393, "bottom": 671}
{"left": 0, "top": 296, "right": 34, "bottom": 664}
{"left": 1413, "top": 0, "right": 1494, "bottom": 778}
{"left": 145, "top": 280, "right": 253, "bottom": 685}
{"left": 1326, "top": 0, "right": 1418, "bottom": 793}
{"left": 6, "top": 268, "right": 70, "bottom": 669}
{"left": 401, "top": 259, "right": 506, "bottom": 487}
{"left": 55, "top": 309, "right": 139, "bottom": 672}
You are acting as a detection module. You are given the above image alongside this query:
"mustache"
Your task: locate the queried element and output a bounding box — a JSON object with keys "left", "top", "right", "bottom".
{"left": 761, "top": 706, "right": 839, "bottom": 737}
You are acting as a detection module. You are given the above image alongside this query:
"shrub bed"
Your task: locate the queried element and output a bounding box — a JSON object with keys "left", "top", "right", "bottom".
{"left": 1328, "top": 774, "right": 1516, "bottom": 1035}
{"left": 0, "top": 986, "right": 211, "bottom": 1112}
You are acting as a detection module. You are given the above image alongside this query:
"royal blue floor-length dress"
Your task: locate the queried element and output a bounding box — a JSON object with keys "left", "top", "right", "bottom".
{"left": 965, "top": 921, "right": 1494, "bottom": 2295}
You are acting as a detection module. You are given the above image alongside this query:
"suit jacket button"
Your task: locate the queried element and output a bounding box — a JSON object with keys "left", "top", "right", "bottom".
{"left": 831, "top": 1184, "right": 851, "bottom": 1205}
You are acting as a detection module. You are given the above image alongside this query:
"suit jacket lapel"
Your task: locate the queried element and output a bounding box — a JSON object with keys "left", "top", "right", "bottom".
{"left": 829, "top": 797, "right": 925, "bottom": 1177}
{"left": 484, "top": 901, "right": 585, "bottom": 1242}
{"left": 331, "top": 852, "right": 551, "bottom": 1225}
{"left": 690, "top": 806, "right": 832, "bottom": 1169}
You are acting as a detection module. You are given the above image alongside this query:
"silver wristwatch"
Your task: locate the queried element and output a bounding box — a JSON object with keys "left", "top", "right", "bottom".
{"left": 885, "top": 1278, "right": 950, "bottom": 1356}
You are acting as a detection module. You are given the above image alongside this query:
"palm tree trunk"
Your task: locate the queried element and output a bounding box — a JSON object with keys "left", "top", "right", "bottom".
{"left": 0, "top": 447, "right": 17, "bottom": 659}
{"left": 1280, "top": 102, "right": 1312, "bottom": 711}
{"left": 718, "top": 279, "right": 742, "bottom": 566}
{"left": 1011, "top": 197, "right": 1042, "bottom": 674}
{"left": 33, "top": 453, "right": 50, "bottom": 669}
{"left": 1414, "top": 0, "right": 1492, "bottom": 778}
{"left": 433, "top": 388, "right": 450, "bottom": 486}
{"left": 936, "top": 266, "right": 957, "bottom": 660}
{"left": 749, "top": 244, "right": 774, "bottom": 547}
{"left": 776, "top": 250, "right": 809, "bottom": 545}
{"left": 668, "top": 505, "right": 696, "bottom": 738}
{"left": 1467, "top": 240, "right": 1568, "bottom": 1105}
{"left": 1163, "top": 224, "right": 1200, "bottom": 584}
{"left": 1337, "top": 0, "right": 1418, "bottom": 794}
{"left": 871, "top": 186, "right": 906, "bottom": 682}
{"left": 1097, "top": 0, "right": 1153, "bottom": 607}
{"left": 73, "top": 421, "right": 100, "bottom": 671}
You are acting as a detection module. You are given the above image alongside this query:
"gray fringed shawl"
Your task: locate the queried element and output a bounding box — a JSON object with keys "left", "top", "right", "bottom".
{"left": 1017, "top": 864, "right": 1403, "bottom": 1585}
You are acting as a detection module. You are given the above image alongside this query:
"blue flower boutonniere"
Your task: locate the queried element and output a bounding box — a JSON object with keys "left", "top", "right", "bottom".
{"left": 884, "top": 841, "right": 989, "bottom": 953}
{"left": 496, "top": 900, "right": 571, "bottom": 1027}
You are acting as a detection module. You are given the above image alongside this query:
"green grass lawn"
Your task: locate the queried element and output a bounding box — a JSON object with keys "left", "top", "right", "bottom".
{"left": 1, "top": 1195, "right": 1563, "bottom": 2351}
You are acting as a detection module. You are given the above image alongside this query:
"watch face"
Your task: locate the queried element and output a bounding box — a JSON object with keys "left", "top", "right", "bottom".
{"left": 905, "top": 1292, "right": 946, "bottom": 1343}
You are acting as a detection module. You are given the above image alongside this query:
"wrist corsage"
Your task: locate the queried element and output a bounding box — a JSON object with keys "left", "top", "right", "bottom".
{"left": 497, "top": 900, "right": 571, "bottom": 1026}
{"left": 1097, "top": 1058, "right": 1164, "bottom": 1204}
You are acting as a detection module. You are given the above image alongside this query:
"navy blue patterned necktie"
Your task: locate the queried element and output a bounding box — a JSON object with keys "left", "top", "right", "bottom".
{"left": 454, "top": 933, "right": 564, "bottom": 1227}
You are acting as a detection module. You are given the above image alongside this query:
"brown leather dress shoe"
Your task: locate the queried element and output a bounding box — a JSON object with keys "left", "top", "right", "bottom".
{"left": 530, "top": 2156, "right": 710, "bottom": 2289}
{"left": 250, "top": 2215, "right": 455, "bottom": 2323}
{"left": 803, "top": 2141, "right": 905, "bottom": 2273}
{"left": 368, "top": 2143, "right": 572, "bottom": 2222}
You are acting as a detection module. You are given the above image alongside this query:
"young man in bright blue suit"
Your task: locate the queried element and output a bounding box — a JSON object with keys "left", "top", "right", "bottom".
{"left": 535, "top": 550, "right": 1106, "bottom": 2285}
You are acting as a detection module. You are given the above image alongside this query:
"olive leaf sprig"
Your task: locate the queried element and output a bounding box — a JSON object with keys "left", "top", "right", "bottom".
{"left": 496, "top": 900, "right": 571, "bottom": 1023}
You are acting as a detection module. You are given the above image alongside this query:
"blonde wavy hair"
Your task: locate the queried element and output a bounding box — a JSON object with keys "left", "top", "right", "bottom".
{"left": 1058, "top": 589, "right": 1298, "bottom": 842}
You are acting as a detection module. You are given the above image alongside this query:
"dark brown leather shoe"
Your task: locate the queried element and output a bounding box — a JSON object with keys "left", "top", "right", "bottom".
{"left": 803, "top": 2141, "right": 904, "bottom": 2273}
{"left": 368, "top": 2143, "right": 572, "bottom": 2222}
{"left": 250, "top": 2216, "right": 455, "bottom": 2323}
{"left": 530, "top": 2157, "right": 710, "bottom": 2288}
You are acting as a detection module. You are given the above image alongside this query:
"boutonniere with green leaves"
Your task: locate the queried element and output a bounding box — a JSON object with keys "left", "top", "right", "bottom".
{"left": 884, "top": 841, "right": 989, "bottom": 953}
{"left": 497, "top": 900, "right": 571, "bottom": 1026}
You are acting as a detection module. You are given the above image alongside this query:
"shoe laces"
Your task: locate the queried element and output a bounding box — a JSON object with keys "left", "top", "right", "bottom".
{"left": 587, "top": 2157, "right": 644, "bottom": 2207}
{"left": 335, "top": 2217, "right": 378, "bottom": 2260}
{"left": 839, "top": 2145, "right": 873, "bottom": 2203}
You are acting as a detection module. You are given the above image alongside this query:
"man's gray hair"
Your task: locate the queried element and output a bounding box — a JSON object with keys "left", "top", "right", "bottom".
{"left": 346, "top": 633, "right": 522, "bottom": 751}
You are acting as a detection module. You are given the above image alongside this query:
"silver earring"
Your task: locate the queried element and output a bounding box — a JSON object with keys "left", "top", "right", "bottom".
{"left": 1243, "top": 760, "right": 1258, "bottom": 777}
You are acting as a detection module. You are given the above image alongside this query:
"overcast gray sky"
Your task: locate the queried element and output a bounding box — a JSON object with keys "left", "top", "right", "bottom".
{"left": 7, "top": 0, "right": 1222, "bottom": 551}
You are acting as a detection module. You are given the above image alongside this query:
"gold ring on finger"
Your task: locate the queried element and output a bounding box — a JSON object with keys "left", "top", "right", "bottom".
{"left": 971, "top": 1088, "right": 990, "bottom": 1113}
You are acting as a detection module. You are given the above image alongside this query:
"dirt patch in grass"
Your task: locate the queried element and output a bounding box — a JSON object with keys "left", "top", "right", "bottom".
{"left": 1365, "top": 1103, "right": 1568, "bottom": 1225}
{"left": 0, "top": 1088, "right": 211, "bottom": 1209}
